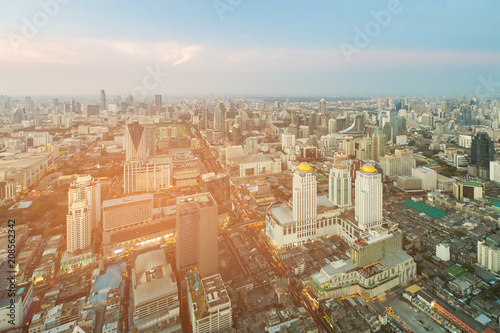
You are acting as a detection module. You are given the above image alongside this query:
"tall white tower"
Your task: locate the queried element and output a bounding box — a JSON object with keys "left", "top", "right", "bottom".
{"left": 66, "top": 199, "right": 91, "bottom": 254}
{"left": 329, "top": 165, "right": 352, "bottom": 208}
{"left": 293, "top": 163, "right": 317, "bottom": 221}
{"left": 355, "top": 164, "right": 383, "bottom": 230}
{"left": 68, "top": 175, "right": 101, "bottom": 231}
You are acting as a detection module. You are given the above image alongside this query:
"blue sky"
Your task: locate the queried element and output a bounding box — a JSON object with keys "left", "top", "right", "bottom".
{"left": 1, "top": 0, "right": 500, "bottom": 96}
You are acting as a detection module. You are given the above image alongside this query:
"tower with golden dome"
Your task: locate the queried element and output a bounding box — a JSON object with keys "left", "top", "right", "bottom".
{"left": 355, "top": 164, "right": 383, "bottom": 230}
{"left": 293, "top": 162, "right": 317, "bottom": 222}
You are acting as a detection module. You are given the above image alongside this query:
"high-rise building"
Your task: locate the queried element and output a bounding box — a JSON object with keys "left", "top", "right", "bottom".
{"left": 328, "top": 165, "right": 351, "bottom": 209}
{"left": 214, "top": 102, "right": 226, "bottom": 138}
{"left": 100, "top": 90, "right": 107, "bottom": 110}
{"left": 477, "top": 234, "right": 500, "bottom": 273}
{"left": 124, "top": 122, "right": 156, "bottom": 161}
{"left": 351, "top": 228, "right": 403, "bottom": 267}
{"left": 68, "top": 175, "right": 101, "bottom": 231}
{"left": 389, "top": 109, "right": 398, "bottom": 143}
{"left": 245, "top": 137, "right": 258, "bottom": 154}
{"left": 188, "top": 274, "right": 232, "bottom": 333}
{"left": 470, "top": 132, "right": 495, "bottom": 168}
{"left": 282, "top": 134, "right": 295, "bottom": 149}
{"left": 154, "top": 94, "right": 162, "bottom": 108}
{"left": 87, "top": 104, "right": 100, "bottom": 117}
{"left": 123, "top": 160, "right": 170, "bottom": 194}
{"left": 66, "top": 199, "right": 91, "bottom": 254}
{"left": 201, "top": 173, "right": 230, "bottom": 205}
{"left": 292, "top": 163, "right": 317, "bottom": 222}
{"left": 371, "top": 130, "right": 386, "bottom": 161}
{"left": 395, "top": 148, "right": 416, "bottom": 176}
{"left": 355, "top": 164, "right": 383, "bottom": 230}
{"left": 328, "top": 118, "right": 337, "bottom": 134}
{"left": 319, "top": 98, "right": 326, "bottom": 113}
{"left": 176, "top": 193, "right": 218, "bottom": 278}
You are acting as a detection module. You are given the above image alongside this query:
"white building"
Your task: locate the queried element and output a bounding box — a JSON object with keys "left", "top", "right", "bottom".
{"left": 293, "top": 163, "right": 317, "bottom": 221}
{"left": 459, "top": 135, "right": 472, "bottom": 148}
{"left": 379, "top": 153, "right": 401, "bottom": 179}
{"left": 490, "top": 161, "right": 500, "bottom": 183}
{"left": 477, "top": 236, "right": 500, "bottom": 273}
{"left": 123, "top": 160, "right": 170, "bottom": 195}
{"left": 66, "top": 199, "right": 91, "bottom": 254}
{"left": 436, "top": 243, "right": 450, "bottom": 262}
{"left": 328, "top": 165, "right": 352, "bottom": 209}
{"left": 355, "top": 165, "right": 383, "bottom": 230}
{"left": 68, "top": 175, "right": 101, "bottom": 231}
{"left": 282, "top": 134, "right": 296, "bottom": 149}
{"left": 189, "top": 274, "right": 232, "bottom": 333}
{"left": 245, "top": 137, "right": 259, "bottom": 154}
{"left": 411, "top": 167, "right": 437, "bottom": 191}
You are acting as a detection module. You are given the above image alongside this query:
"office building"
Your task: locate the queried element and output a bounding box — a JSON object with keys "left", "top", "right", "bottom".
{"left": 319, "top": 98, "right": 326, "bottom": 113}
{"left": 328, "top": 118, "right": 337, "bottom": 134}
{"left": 123, "top": 160, "right": 170, "bottom": 194}
{"left": 102, "top": 194, "right": 153, "bottom": 232}
{"left": 379, "top": 151, "right": 401, "bottom": 179}
{"left": 389, "top": 109, "right": 398, "bottom": 143}
{"left": 100, "top": 90, "right": 106, "bottom": 110}
{"left": 87, "top": 104, "right": 100, "bottom": 117}
{"left": 490, "top": 161, "right": 500, "bottom": 183}
{"left": 176, "top": 193, "right": 218, "bottom": 277}
{"left": 452, "top": 181, "right": 483, "bottom": 201}
{"left": 133, "top": 249, "right": 181, "bottom": 332}
{"left": 328, "top": 165, "right": 352, "bottom": 209}
{"left": 124, "top": 122, "right": 156, "bottom": 161}
{"left": 66, "top": 199, "right": 91, "bottom": 254}
{"left": 470, "top": 132, "right": 495, "bottom": 168}
{"left": 154, "top": 95, "right": 162, "bottom": 108}
{"left": 394, "top": 148, "right": 416, "bottom": 176}
{"left": 282, "top": 134, "right": 295, "bottom": 149}
{"left": 188, "top": 274, "right": 232, "bottom": 333}
{"left": 411, "top": 167, "right": 437, "bottom": 191}
{"left": 371, "top": 130, "right": 386, "bottom": 161}
{"left": 477, "top": 234, "right": 500, "bottom": 273}
{"left": 68, "top": 175, "right": 101, "bottom": 231}
{"left": 355, "top": 165, "right": 383, "bottom": 230}
{"left": 214, "top": 102, "right": 226, "bottom": 138}
{"left": 245, "top": 137, "right": 259, "bottom": 154}
{"left": 201, "top": 173, "right": 230, "bottom": 205}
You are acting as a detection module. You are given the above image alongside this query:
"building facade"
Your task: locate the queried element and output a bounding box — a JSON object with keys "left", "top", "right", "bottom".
{"left": 355, "top": 165, "right": 383, "bottom": 230}
{"left": 328, "top": 165, "right": 352, "bottom": 209}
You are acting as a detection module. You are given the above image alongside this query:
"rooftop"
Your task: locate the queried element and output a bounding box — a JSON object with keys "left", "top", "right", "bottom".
{"left": 102, "top": 193, "right": 153, "bottom": 208}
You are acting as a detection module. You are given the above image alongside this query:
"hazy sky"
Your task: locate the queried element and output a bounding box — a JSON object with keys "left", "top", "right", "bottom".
{"left": 1, "top": 0, "right": 500, "bottom": 97}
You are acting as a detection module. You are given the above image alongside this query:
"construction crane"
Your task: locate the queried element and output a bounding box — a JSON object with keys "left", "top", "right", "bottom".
{"left": 473, "top": 160, "right": 484, "bottom": 180}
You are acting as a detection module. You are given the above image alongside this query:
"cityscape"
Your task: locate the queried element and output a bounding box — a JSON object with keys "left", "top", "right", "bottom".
{"left": 2, "top": 1, "right": 500, "bottom": 333}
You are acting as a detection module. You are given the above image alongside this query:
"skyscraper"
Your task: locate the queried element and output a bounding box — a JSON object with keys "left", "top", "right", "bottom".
{"left": 176, "top": 193, "right": 218, "bottom": 278}
{"left": 292, "top": 163, "right": 317, "bottom": 222}
{"left": 68, "top": 175, "right": 101, "bottom": 231}
{"left": 124, "top": 122, "right": 156, "bottom": 161}
{"left": 328, "top": 165, "right": 352, "bottom": 208}
{"left": 100, "top": 89, "right": 106, "bottom": 111}
{"left": 470, "top": 132, "right": 495, "bottom": 167}
{"left": 389, "top": 109, "right": 398, "bottom": 143}
{"left": 319, "top": 98, "right": 326, "bottom": 113}
{"left": 66, "top": 199, "right": 91, "bottom": 254}
{"left": 154, "top": 94, "right": 162, "bottom": 108}
{"left": 371, "top": 129, "right": 386, "bottom": 161}
{"left": 214, "top": 102, "right": 226, "bottom": 138}
{"left": 355, "top": 164, "right": 383, "bottom": 230}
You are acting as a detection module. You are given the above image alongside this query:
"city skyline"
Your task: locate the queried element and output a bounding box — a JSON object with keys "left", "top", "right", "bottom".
{"left": 1, "top": 1, "right": 500, "bottom": 96}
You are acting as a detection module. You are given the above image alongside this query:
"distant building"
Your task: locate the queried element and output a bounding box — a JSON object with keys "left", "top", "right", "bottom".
{"left": 245, "top": 137, "right": 259, "bottom": 154}
{"left": 396, "top": 176, "right": 421, "bottom": 191}
{"left": 452, "top": 181, "right": 483, "bottom": 201}
{"left": 87, "top": 104, "right": 100, "bottom": 117}
{"left": 123, "top": 160, "right": 170, "bottom": 195}
{"left": 470, "top": 132, "right": 494, "bottom": 168}
{"left": 124, "top": 122, "right": 156, "bottom": 161}
{"left": 176, "top": 193, "right": 218, "bottom": 278}
{"left": 188, "top": 274, "right": 232, "bottom": 333}
{"left": 102, "top": 194, "right": 153, "bottom": 232}
{"left": 282, "top": 134, "right": 295, "bottom": 149}
{"left": 490, "top": 161, "right": 500, "bottom": 183}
